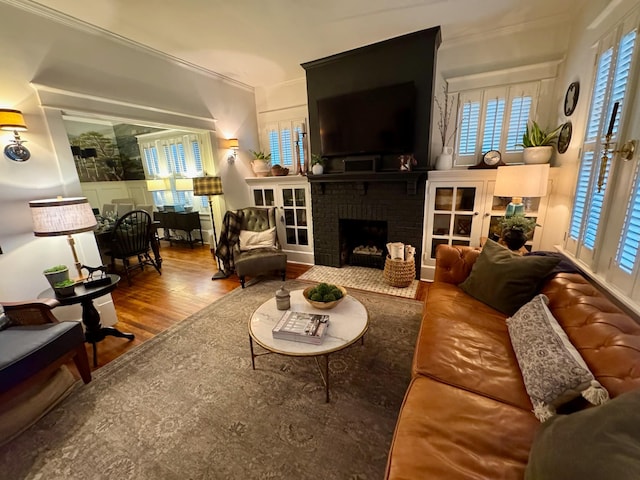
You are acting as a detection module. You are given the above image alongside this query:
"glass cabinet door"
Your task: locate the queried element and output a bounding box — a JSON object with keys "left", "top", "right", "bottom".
{"left": 252, "top": 188, "right": 275, "bottom": 207}
{"left": 280, "top": 187, "right": 309, "bottom": 247}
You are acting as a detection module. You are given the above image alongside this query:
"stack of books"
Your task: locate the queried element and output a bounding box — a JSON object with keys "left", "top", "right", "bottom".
{"left": 272, "top": 311, "right": 330, "bottom": 345}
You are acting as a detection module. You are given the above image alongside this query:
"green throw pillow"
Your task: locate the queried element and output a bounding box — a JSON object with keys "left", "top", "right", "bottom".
{"left": 459, "top": 239, "right": 560, "bottom": 315}
{"left": 526, "top": 388, "right": 640, "bottom": 480}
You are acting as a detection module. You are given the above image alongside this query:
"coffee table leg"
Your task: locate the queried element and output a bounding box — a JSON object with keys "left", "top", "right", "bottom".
{"left": 325, "top": 354, "right": 330, "bottom": 403}
{"left": 249, "top": 336, "right": 256, "bottom": 370}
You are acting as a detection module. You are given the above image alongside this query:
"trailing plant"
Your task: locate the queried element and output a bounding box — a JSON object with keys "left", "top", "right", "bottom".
{"left": 519, "top": 121, "right": 563, "bottom": 147}
{"left": 249, "top": 150, "right": 272, "bottom": 161}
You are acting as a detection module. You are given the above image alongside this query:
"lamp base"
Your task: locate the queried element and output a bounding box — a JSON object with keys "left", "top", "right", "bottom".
{"left": 5, "top": 143, "right": 30, "bottom": 162}
{"left": 505, "top": 202, "right": 525, "bottom": 218}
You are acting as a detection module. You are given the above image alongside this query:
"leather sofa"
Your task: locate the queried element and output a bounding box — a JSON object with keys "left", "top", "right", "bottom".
{"left": 385, "top": 245, "right": 640, "bottom": 479}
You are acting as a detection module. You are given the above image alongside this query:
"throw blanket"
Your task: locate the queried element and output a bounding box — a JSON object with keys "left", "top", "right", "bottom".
{"left": 215, "top": 210, "right": 244, "bottom": 273}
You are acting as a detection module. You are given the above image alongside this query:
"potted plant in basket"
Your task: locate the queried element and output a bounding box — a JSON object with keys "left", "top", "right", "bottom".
{"left": 499, "top": 215, "right": 538, "bottom": 251}
{"left": 249, "top": 150, "right": 271, "bottom": 177}
{"left": 519, "top": 121, "right": 563, "bottom": 164}
{"left": 43, "top": 264, "right": 70, "bottom": 288}
{"left": 311, "top": 154, "right": 326, "bottom": 175}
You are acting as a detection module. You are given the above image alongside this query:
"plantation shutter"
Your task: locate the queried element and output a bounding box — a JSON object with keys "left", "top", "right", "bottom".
{"left": 456, "top": 90, "right": 482, "bottom": 163}
{"left": 266, "top": 123, "right": 280, "bottom": 165}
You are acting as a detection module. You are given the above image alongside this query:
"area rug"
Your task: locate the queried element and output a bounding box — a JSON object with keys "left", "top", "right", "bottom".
{"left": 0, "top": 280, "right": 422, "bottom": 480}
{"left": 298, "top": 265, "right": 419, "bottom": 299}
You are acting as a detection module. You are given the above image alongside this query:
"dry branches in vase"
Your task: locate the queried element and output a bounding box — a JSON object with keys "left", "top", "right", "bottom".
{"left": 434, "top": 84, "right": 458, "bottom": 150}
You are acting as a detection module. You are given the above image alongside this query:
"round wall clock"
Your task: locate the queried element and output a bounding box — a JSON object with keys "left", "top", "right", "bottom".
{"left": 557, "top": 121, "right": 572, "bottom": 154}
{"left": 564, "top": 81, "right": 580, "bottom": 116}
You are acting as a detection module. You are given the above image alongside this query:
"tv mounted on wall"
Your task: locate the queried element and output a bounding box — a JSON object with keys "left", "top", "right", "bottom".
{"left": 317, "top": 82, "right": 416, "bottom": 157}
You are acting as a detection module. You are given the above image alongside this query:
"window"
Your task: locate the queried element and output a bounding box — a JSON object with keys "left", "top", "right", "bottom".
{"left": 453, "top": 82, "right": 539, "bottom": 165}
{"left": 265, "top": 119, "right": 307, "bottom": 172}
{"left": 138, "top": 131, "right": 207, "bottom": 209}
{"left": 565, "top": 12, "right": 639, "bottom": 299}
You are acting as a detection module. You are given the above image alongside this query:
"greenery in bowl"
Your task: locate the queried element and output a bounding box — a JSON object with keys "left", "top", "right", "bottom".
{"left": 44, "top": 265, "right": 68, "bottom": 273}
{"left": 307, "top": 282, "right": 344, "bottom": 302}
{"left": 519, "top": 121, "right": 563, "bottom": 147}
{"left": 249, "top": 150, "right": 272, "bottom": 160}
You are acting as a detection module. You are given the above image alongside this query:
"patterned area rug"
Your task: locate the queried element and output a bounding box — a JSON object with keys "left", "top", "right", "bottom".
{"left": 299, "top": 265, "right": 419, "bottom": 299}
{"left": 0, "top": 280, "right": 422, "bottom": 480}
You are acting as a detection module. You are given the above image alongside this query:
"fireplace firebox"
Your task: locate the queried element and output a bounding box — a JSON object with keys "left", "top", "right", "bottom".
{"left": 339, "top": 219, "right": 387, "bottom": 269}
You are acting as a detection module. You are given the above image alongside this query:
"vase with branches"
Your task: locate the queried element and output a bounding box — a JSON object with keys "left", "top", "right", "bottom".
{"left": 433, "top": 83, "right": 458, "bottom": 170}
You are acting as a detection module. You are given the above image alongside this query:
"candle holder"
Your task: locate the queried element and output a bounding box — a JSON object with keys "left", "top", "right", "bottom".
{"left": 598, "top": 135, "right": 637, "bottom": 193}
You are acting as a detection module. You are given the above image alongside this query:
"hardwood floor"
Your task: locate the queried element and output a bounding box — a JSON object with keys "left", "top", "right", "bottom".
{"left": 87, "top": 241, "right": 428, "bottom": 371}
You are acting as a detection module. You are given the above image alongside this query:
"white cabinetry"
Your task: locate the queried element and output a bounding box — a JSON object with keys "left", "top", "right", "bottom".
{"left": 421, "top": 169, "right": 557, "bottom": 280}
{"left": 246, "top": 176, "right": 314, "bottom": 265}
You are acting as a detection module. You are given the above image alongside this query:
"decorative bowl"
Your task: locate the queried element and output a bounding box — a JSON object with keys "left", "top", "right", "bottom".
{"left": 302, "top": 285, "right": 347, "bottom": 310}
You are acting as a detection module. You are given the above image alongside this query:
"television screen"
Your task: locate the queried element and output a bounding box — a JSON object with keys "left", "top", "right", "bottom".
{"left": 317, "top": 82, "right": 416, "bottom": 157}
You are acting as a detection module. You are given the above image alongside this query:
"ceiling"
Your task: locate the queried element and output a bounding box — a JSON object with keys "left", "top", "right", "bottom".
{"left": 30, "top": 0, "right": 585, "bottom": 88}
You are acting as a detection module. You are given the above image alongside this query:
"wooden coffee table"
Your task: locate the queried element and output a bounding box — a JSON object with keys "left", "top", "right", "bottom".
{"left": 249, "top": 289, "right": 369, "bottom": 402}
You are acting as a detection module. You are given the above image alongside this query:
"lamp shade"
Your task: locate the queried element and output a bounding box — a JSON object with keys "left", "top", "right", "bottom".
{"left": 0, "top": 109, "right": 27, "bottom": 131}
{"left": 228, "top": 138, "right": 239, "bottom": 149}
{"left": 175, "top": 178, "right": 194, "bottom": 191}
{"left": 493, "top": 164, "right": 550, "bottom": 198}
{"left": 29, "top": 197, "right": 97, "bottom": 236}
{"left": 146, "top": 178, "right": 169, "bottom": 192}
{"left": 193, "top": 176, "right": 223, "bottom": 196}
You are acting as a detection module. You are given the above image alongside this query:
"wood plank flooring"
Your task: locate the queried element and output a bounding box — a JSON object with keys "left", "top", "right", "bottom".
{"left": 88, "top": 242, "right": 428, "bottom": 371}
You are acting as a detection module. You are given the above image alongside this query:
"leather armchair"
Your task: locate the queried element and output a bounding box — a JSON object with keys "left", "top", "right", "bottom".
{"left": 233, "top": 207, "right": 287, "bottom": 288}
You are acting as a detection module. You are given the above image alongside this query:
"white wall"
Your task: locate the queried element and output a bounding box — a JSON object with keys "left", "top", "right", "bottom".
{"left": 0, "top": 3, "right": 258, "bottom": 322}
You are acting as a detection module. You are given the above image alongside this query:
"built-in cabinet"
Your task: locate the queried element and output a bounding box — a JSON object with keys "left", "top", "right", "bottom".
{"left": 421, "top": 169, "right": 557, "bottom": 280}
{"left": 246, "top": 176, "right": 314, "bottom": 265}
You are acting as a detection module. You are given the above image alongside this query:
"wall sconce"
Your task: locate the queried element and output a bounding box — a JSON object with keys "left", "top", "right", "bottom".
{"left": 0, "top": 109, "right": 30, "bottom": 162}
{"left": 227, "top": 138, "right": 239, "bottom": 164}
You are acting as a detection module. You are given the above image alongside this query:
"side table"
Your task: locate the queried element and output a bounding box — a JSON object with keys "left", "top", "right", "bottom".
{"left": 40, "top": 274, "right": 134, "bottom": 367}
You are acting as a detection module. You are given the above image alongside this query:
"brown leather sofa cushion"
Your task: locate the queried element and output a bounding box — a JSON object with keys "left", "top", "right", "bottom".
{"left": 414, "top": 282, "right": 533, "bottom": 410}
{"left": 386, "top": 375, "right": 538, "bottom": 480}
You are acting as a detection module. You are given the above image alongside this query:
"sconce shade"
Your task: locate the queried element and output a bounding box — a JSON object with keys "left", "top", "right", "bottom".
{"left": 175, "top": 178, "right": 194, "bottom": 191}
{"left": 29, "top": 197, "right": 97, "bottom": 236}
{"left": 228, "top": 138, "right": 239, "bottom": 149}
{"left": 493, "top": 164, "right": 550, "bottom": 198}
{"left": 146, "top": 178, "right": 169, "bottom": 192}
{"left": 193, "top": 176, "right": 223, "bottom": 196}
{"left": 0, "top": 109, "right": 27, "bottom": 131}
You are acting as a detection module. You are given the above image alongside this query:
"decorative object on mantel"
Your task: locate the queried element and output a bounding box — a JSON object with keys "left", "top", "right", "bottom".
{"left": 270, "top": 164, "right": 289, "bottom": 176}
{"left": 399, "top": 154, "right": 417, "bottom": 171}
{"left": 563, "top": 81, "right": 580, "bottom": 116}
{"left": 311, "top": 154, "right": 325, "bottom": 175}
{"left": 249, "top": 150, "right": 271, "bottom": 177}
{"left": 557, "top": 121, "right": 572, "bottom": 154}
{"left": 519, "top": 121, "right": 563, "bottom": 164}
{"left": 470, "top": 149, "right": 505, "bottom": 169}
{"left": 434, "top": 83, "right": 458, "bottom": 170}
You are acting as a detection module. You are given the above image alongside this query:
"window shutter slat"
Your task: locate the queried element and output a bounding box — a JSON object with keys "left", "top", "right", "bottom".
{"left": 458, "top": 101, "right": 480, "bottom": 155}
{"left": 481, "top": 98, "right": 505, "bottom": 153}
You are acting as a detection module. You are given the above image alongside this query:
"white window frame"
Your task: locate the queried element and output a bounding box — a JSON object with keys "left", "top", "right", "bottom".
{"left": 263, "top": 119, "right": 308, "bottom": 173}
{"left": 452, "top": 81, "right": 540, "bottom": 166}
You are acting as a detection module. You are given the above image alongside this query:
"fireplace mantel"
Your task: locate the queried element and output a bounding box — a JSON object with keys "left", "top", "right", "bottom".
{"left": 307, "top": 171, "right": 426, "bottom": 195}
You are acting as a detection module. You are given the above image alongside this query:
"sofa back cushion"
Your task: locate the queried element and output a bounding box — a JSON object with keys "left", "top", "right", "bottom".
{"left": 434, "top": 244, "right": 481, "bottom": 284}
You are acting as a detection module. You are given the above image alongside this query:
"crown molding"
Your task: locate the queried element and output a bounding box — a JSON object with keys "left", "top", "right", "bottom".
{"left": 1, "top": 0, "right": 254, "bottom": 92}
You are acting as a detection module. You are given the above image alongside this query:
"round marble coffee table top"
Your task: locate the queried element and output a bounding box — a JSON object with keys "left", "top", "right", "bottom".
{"left": 249, "top": 289, "right": 369, "bottom": 356}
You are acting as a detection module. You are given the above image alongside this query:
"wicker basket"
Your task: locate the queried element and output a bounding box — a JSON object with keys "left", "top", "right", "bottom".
{"left": 383, "top": 256, "right": 415, "bottom": 288}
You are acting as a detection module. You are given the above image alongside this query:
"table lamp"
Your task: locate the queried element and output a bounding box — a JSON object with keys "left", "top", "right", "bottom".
{"left": 493, "top": 164, "right": 550, "bottom": 218}
{"left": 193, "top": 176, "right": 226, "bottom": 279}
{"left": 29, "top": 197, "right": 98, "bottom": 279}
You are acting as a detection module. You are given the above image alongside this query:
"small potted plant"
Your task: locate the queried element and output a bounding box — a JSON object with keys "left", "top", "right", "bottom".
{"left": 519, "top": 121, "right": 563, "bottom": 164}
{"left": 53, "top": 279, "right": 76, "bottom": 297}
{"left": 249, "top": 150, "right": 271, "bottom": 177}
{"left": 43, "top": 265, "right": 70, "bottom": 288}
{"left": 499, "top": 215, "right": 538, "bottom": 251}
{"left": 311, "top": 154, "right": 326, "bottom": 175}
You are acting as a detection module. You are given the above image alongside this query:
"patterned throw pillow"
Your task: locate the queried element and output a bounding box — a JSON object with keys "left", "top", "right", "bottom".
{"left": 507, "top": 294, "right": 609, "bottom": 422}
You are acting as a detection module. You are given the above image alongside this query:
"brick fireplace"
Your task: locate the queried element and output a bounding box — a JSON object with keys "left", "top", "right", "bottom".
{"left": 309, "top": 174, "right": 425, "bottom": 277}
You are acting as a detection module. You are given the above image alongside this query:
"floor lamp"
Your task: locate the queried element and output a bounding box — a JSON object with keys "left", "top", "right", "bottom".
{"left": 193, "top": 176, "right": 227, "bottom": 280}
{"left": 29, "top": 197, "right": 98, "bottom": 280}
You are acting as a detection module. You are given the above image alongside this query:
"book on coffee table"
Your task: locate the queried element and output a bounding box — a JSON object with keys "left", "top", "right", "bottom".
{"left": 272, "top": 311, "right": 329, "bottom": 345}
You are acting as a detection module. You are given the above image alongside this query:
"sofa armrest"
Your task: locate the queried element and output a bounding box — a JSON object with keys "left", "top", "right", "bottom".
{"left": 434, "top": 245, "right": 481, "bottom": 284}
{"left": 1, "top": 299, "right": 61, "bottom": 326}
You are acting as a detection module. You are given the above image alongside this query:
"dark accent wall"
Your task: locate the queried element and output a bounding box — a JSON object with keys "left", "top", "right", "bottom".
{"left": 302, "top": 26, "right": 441, "bottom": 172}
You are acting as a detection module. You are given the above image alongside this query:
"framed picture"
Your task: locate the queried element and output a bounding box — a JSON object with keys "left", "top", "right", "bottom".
{"left": 558, "top": 121, "right": 572, "bottom": 154}
{"left": 564, "top": 81, "right": 580, "bottom": 116}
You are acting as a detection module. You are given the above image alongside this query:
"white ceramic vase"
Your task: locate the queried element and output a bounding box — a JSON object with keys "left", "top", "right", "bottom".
{"left": 435, "top": 146, "right": 453, "bottom": 170}
{"left": 523, "top": 146, "right": 553, "bottom": 164}
{"left": 251, "top": 159, "right": 271, "bottom": 177}
{"left": 312, "top": 164, "right": 324, "bottom": 175}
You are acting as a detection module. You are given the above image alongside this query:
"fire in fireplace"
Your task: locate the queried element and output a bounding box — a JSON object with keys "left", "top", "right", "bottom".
{"left": 339, "top": 219, "right": 388, "bottom": 269}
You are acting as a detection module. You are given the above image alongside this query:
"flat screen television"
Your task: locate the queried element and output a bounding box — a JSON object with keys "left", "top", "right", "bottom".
{"left": 317, "top": 82, "right": 416, "bottom": 157}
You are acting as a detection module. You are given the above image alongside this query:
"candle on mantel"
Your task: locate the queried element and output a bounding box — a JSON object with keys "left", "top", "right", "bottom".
{"left": 607, "top": 101, "right": 619, "bottom": 137}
